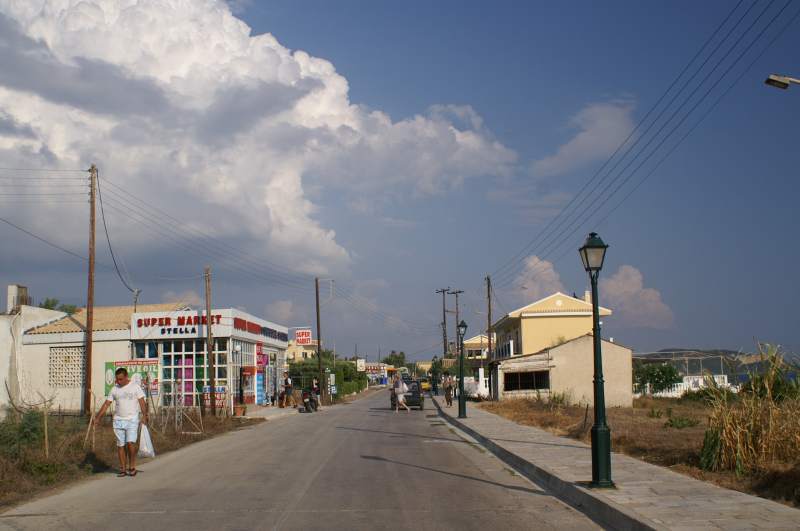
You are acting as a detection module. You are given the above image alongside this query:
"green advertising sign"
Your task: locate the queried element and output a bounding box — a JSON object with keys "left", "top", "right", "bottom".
{"left": 104, "top": 360, "right": 159, "bottom": 397}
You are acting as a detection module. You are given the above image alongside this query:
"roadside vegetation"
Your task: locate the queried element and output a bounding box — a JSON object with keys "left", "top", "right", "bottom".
{"left": 0, "top": 407, "right": 261, "bottom": 509}
{"left": 289, "top": 350, "right": 368, "bottom": 398}
{"left": 479, "top": 344, "right": 799, "bottom": 507}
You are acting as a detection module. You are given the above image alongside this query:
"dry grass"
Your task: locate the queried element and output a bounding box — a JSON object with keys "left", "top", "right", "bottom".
{"left": 0, "top": 411, "right": 262, "bottom": 509}
{"left": 479, "top": 394, "right": 800, "bottom": 507}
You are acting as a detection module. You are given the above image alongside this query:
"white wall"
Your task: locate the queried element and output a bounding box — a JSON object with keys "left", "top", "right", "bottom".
{"left": 0, "top": 306, "right": 65, "bottom": 416}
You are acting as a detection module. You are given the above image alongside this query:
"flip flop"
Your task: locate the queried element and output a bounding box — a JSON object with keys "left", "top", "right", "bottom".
{"left": 117, "top": 470, "right": 127, "bottom": 477}
{"left": 128, "top": 469, "right": 138, "bottom": 477}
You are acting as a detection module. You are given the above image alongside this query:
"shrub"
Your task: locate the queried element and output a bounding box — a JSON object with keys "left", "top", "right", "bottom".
{"left": 634, "top": 362, "right": 682, "bottom": 394}
{"left": 664, "top": 416, "right": 699, "bottom": 429}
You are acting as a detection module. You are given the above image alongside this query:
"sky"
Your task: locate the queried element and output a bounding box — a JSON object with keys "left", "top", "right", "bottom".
{"left": 0, "top": 0, "right": 798, "bottom": 360}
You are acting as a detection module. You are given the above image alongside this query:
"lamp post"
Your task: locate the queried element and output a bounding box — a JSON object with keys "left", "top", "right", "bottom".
{"left": 457, "top": 320, "right": 468, "bottom": 418}
{"left": 764, "top": 73, "right": 800, "bottom": 90}
{"left": 579, "top": 232, "right": 614, "bottom": 488}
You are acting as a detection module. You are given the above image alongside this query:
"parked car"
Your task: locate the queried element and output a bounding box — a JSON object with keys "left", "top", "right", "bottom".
{"left": 390, "top": 380, "right": 424, "bottom": 410}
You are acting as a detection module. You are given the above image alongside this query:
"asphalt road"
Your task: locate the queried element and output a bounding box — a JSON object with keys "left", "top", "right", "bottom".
{"left": 0, "top": 391, "right": 597, "bottom": 530}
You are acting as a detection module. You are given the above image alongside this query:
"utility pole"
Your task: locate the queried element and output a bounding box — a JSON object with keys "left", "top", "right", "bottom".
{"left": 486, "top": 275, "right": 493, "bottom": 399}
{"left": 436, "top": 288, "right": 449, "bottom": 357}
{"left": 449, "top": 289, "right": 463, "bottom": 352}
{"left": 84, "top": 164, "right": 97, "bottom": 416}
{"left": 205, "top": 267, "right": 216, "bottom": 416}
{"left": 315, "top": 277, "right": 327, "bottom": 405}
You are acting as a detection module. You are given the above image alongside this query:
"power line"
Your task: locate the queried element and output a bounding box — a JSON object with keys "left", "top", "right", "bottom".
{"left": 0, "top": 215, "right": 87, "bottom": 263}
{"left": 492, "top": 0, "right": 790, "bottom": 291}
{"left": 489, "top": 0, "right": 750, "bottom": 284}
{"left": 96, "top": 169, "right": 137, "bottom": 294}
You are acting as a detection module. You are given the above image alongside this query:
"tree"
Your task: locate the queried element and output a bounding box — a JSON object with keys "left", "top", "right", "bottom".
{"left": 39, "top": 298, "right": 77, "bottom": 315}
{"left": 381, "top": 350, "right": 406, "bottom": 368}
{"left": 634, "top": 362, "right": 682, "bottom": 394}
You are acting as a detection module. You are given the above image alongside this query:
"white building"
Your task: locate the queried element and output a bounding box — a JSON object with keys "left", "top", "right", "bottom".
{"left": 2, "top": 290, "right": 288, "bottom": 414}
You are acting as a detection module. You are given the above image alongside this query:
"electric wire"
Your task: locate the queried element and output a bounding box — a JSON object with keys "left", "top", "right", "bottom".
{"left": 488, "top": 0, "right": 750, "bottom": 284}
{"left": 491, "top": 0, "right": 790, "bottom": 291}
{"left": 96, "top": 169, "right": 137, "bottom": 293}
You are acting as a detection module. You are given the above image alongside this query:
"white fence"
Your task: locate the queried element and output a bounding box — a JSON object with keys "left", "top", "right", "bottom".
{"left": 635, "top": 374, "right": 736, "bottom": 398}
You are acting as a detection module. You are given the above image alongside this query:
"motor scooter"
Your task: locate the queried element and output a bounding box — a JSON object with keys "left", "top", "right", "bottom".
{"left": 302, "top": 388, "right": 318, "bottom": 412}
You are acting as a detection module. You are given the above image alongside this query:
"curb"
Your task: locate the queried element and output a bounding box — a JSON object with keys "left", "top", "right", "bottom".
{"left": 431, "top": 396, "right": 660, "bottom": 531}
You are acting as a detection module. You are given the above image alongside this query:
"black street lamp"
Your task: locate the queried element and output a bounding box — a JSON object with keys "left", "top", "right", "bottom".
{"left": 457, "top": 320, "right": 468, "bottom": 418}
{"left": 579, "top": 232, "right": 614, "bottom": 488}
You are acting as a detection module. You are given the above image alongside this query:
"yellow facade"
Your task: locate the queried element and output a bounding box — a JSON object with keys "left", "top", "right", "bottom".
{"left": 285, "top": 339, "right": 318, "bottom": 362}
{"left": 493, "top": 292, "right": 611, "bottom": 358}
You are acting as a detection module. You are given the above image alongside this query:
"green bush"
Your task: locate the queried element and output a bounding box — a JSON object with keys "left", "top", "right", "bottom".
{"left": 634, "top": 362, "right": 682, "bottom": 394}
{"left": 664, "top": 415, "right": 700, "bottom": 429}
{"left": 0, "top": 410, "right": 44, "bottom": 459}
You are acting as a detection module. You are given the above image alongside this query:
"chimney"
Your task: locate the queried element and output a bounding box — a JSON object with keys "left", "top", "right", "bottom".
{"left": 584, "top": 290, "right": 591, "bottom": 304}
{"left": 7, "top": 284, "right": 30, "bottom": 314}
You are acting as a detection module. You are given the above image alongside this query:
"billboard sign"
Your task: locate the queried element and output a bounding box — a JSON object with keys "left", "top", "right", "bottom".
{"left": 356, "top": 358, "right": 366, "bottom": 372}
{"left": 295, "top": 328, "right": 312, "bottom": 345}
{"left": 202, "top": 385, "right": 227, "bottom": 409}
{"left": 104, "top": 360, "right": 159, "bottom": 397}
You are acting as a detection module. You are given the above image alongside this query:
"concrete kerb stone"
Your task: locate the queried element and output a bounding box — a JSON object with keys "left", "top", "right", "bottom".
{"left": 430, "top": 395, "right": 660, "bottom": 531}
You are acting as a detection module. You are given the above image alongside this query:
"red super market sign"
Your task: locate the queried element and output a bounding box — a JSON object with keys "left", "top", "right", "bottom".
{"left": 295, "top": 329, "right": 312, "bottom": 345}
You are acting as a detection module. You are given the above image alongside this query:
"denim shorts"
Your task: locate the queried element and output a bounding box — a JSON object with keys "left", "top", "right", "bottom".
{"left": 113, "top": 418, "right": 139, "bottom": 447}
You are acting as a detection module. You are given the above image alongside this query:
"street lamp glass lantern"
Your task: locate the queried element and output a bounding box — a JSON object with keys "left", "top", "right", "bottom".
{"left": 579, "top": 232, "right": 608, "bottom": 272}
{"left": 457, "top": 320, "right": 468, "bottom": 340}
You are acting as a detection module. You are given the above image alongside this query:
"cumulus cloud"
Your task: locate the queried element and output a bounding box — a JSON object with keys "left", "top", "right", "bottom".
{"left": 531, "top": 100, "right": 635, "bottom": 178}
{"left": 265, "top": 299, "right": 303, "bottom": 325}
{"left": 0, "top": 0, "right": 515, "bottom": 276}
{"left": 161, "top": 289, "right": 203, "bottom": 307}
{"left": 601, "top": 265, "right": 673, "bottom": 329}
{"left": 512, "top": 255, "right": 565, "bottom": 303}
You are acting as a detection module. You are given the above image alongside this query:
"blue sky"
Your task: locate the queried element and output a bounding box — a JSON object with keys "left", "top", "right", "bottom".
{"left": 0, "top": 0, "right": 798, "bottom": 359}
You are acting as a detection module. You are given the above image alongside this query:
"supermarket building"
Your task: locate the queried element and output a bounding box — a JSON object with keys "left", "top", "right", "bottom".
{"left": 11, "top": 303, "right": 288, "bottom": 413}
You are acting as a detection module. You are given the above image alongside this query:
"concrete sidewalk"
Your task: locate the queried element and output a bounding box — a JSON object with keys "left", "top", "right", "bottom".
{"left": 432, "top": 396, "right": 800, "bottom": 530}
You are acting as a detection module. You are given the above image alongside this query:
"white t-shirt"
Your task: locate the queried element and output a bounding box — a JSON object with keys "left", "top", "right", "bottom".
{"left": 106, "top": 381, "right": 145, "bottom": 421}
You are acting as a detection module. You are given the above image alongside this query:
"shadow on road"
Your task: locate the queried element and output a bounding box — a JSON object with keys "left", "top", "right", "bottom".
{"left": 360, "top": 455, "right": 546, "bottom": 496}
{"left": 336, "top": 426, "right": 466, "bottom": 444}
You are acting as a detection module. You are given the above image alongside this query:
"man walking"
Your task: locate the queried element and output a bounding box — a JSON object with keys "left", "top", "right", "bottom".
{"left": 281, "top": 371, "right": 296, "bottom": 408}
{"left": 443, "top": 372, "right": 455, "bottom": 407}
{"left": 94, "top": 367, "right": 148, "bottom": 477}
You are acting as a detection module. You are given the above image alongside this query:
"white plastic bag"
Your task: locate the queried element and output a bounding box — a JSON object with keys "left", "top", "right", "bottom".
{"left": 138, "top": 424, "right": 155, "bottom": 458}
{"left": 401, "top": 382, "right": 408, "bottom": 394}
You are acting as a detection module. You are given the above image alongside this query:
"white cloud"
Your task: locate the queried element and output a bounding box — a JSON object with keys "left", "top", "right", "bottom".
{"left": 601, "top": 265, "right": 673, "bottom": 329}
{"left": 161, "top": 289, "right": 202, "bottom": 307}
{"left": 0, "top": 0, "right": 516, "bottom": 276}
{"left": 531, "top": 100, "right": 635, "bottom": 178}
{"left": 265, "top": 299, "right": 305, "bottom": 325}
{"left": 512, "top": 255, "right": 565, "bottom": 304}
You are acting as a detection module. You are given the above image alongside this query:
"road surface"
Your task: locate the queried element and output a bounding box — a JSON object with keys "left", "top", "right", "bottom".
{"left": 0, "top": 391, "right": 596, "bottom": 530}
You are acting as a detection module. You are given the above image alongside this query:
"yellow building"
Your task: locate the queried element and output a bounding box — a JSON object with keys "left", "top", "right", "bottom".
{"left": 285, "top": 339, "right": 318, "bottom": 362}
{"left": 492, "top": 292, "right": 611, "bottom": 359}
{"left": 490, "top": 292, "right": 631, "bottom": 406}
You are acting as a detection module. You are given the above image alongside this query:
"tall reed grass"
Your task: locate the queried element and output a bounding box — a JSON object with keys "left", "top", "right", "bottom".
{"left": 700, "top": 344, "right": 800, "bottom": 475}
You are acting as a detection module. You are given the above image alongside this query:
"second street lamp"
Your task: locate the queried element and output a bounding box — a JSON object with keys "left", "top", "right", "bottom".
{"left": 579, "top": 232, "right": 614, "bottom": 488}
{"left": 457, "top": 320, "right": 468, "bottom": 418}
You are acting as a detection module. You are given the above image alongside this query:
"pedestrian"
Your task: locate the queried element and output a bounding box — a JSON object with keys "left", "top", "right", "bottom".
{"left": 281, "top": 371, "right": 296, "bottom": 408}
{"left": 312, "top": 377, "right": 321, "bottom": 408}
{"left": 431, "top": 373, "right": 439, "bottom": 396}
{"left": 443, "top": 372, "right": 454, "bottom": 407}
{"left": 393, "top": 373, "right": 410, "bottom": 412}
{"left": 93, "top": 367, "right": 148, "bottom": 477}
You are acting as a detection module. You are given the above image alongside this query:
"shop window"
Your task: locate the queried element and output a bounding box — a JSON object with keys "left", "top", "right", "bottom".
{"left": 48, "top": 346, "right": 85, "bottom": 388}
{"left": 162, "top": 341, "right": 172, "bottom": 353}
{"left": 196, "top": 354, "right": 205, "bottom": 366}
{"left": 148, "top": 342, "right": 158, "bottom": 359}
{"left": 135, "top": 343, "right": 146, "bottom": 359}
{"left": 174, "top": 340, "right": 183, "bottom": 353}
{"left": 163, "top": 368, "right": 172, "bottom": 380}
{"left": 162, "top": 354, "right": 172, "bottom": 366}
{"left": 184, "top": 340, "right": 194, "bottom": 353}
{"left": 216, "top": 338, "right": 227, "bottom": 351}
{"left": 217, "top": 367, "right": 227, "bottom": 379}
{"left": 195, "top": 340, "right": 205, "bottom": 352}
{"left": 217, "top": 353, "right": 227, "bottom": 365}
{"left": 504, "top": 371, "right": 549, "bottom": 391}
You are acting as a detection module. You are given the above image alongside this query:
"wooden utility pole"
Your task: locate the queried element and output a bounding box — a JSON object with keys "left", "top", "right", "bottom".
{"left": 435, "top": 288, "right": 449, "bottom": 357}
{"left": 315, "top": 278, "right": 327, "bottom": 405}
{"left": 205, "top": 267, "right": 216, "bottom": 416}
{"left": 449, "top": 289, "right": 463, "bottom": 348}
{"left": 84, "top": 164, "right": 97, "bottom": 416}
{"left": 486, "top": 275, "right": 493, "bottom": 399}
